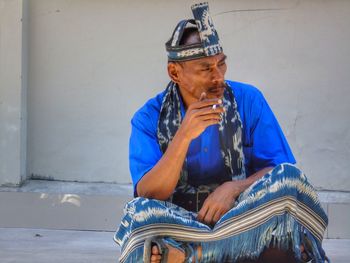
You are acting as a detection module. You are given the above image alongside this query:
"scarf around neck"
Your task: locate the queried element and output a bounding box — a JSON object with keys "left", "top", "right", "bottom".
{"left": 157, "top": 81, "right": 246, "bottom": 192}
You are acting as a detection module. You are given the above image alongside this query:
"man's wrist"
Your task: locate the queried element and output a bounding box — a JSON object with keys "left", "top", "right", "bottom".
{"left": 223, "top": 181, "right": 245, "bottom": 199}
{"left": 237, "top": 180, "right": 248, "bottom": 193}
{"left": 175, "top": 126, "right": 192, "bottom": 144}
{"left": 226, "top": 180, "right": 250, "bottom": 197}
{"left": 229, "top": 167, "right": 274, "bottom": 196}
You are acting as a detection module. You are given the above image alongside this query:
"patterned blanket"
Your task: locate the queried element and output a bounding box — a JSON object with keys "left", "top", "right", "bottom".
{"left": 115, "top": 164, "right": 329, "bottom": 262}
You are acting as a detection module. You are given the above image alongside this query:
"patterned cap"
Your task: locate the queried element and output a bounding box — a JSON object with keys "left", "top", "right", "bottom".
{"left": 166, "top": 2, "right": 223, "bottom": 62}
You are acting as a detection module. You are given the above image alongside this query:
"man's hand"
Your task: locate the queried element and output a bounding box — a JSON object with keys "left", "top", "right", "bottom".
{"left": 178, "top": 92, "right": 225, "bottom": 141}
{"left": 196, "top": 167, "right": 274, "bottom": 225}
{"left": 197, "top": 181, "right": 242, "bottom": 225}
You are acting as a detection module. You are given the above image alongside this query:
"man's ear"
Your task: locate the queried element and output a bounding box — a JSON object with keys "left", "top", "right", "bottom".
{"left": 167, "top": 62, "right": 182, "bottom": 84}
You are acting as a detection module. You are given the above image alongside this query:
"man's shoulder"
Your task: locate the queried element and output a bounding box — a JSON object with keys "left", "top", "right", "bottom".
{"left": 131, "top": 89, "right": 166, "bottom": 127}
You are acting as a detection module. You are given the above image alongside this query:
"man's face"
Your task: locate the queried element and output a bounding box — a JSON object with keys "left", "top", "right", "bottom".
{"left": 173, "top": 52, "right": 227, "bottom": 104}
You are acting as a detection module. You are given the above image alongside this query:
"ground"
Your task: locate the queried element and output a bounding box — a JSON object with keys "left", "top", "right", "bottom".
{"left": 0, "top": 228, "right": 348, "bottom": 263}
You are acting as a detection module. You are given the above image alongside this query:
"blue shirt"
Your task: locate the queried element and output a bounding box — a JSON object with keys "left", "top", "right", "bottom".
{"left": 129, "top": 80, "right": 296, "bottom": 195}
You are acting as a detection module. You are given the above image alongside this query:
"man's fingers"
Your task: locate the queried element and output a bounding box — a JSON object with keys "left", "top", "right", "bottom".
{"left": 212, "top": 209, "right": 222, "bottom": 224}
{"left": 189, "top": 98, "right": 223, "bottom": 110}
{"left": 199, "top": 113, "right": 222, "bottom": 121}
{"left": 198, "top": 198, "right": 217, "bottom": 225}
{"left": 197, "top": 203, "right": 209, "bottom": 222}
{"left": 203, "top": 208, "right": 216, "bottom": 225}
{"left": 193, "top": 106, "right": 225, "bottom": 117}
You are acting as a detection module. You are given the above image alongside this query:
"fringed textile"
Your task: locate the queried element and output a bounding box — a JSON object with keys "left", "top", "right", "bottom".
{"left": 114, "top": 163, "right": 329, "bottom": 262}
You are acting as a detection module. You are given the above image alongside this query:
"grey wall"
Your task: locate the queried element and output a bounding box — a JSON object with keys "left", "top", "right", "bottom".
{"left": 1, "top": 0, "right": 349, "bottom": 190}
{"left": 216, "top": 0, "right": 350, "bottom": 191}
{"left": 0, "top": 0, "right": 27, "bottom": 186}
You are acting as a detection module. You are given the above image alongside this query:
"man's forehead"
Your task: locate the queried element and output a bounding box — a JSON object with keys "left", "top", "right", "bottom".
{"left": 187, "top": 53, "right": 227, "bottom": 66}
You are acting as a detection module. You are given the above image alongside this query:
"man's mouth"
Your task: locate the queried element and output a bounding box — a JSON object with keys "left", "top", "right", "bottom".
{"left": 207, "top": 84, "right": 226, "bottom": 96}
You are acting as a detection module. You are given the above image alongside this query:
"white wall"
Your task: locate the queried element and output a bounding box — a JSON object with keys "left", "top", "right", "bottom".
{"left": 20, "top": 0, "right": 350, "bottom": 190}
{"left": 0, "top": 0, "right": 27, "bottom": 186}
{"left": 216, "top": 0, "right": 350, "bottom": 191}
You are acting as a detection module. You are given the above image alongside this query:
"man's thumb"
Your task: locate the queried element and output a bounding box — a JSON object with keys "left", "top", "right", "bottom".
{"left": 199, "top": 92, "right": 207, "bottom": 101}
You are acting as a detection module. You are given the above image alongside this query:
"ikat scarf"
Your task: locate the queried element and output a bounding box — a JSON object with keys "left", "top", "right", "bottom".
{"left": 157, "top": 81, "right": 246, "bottom": 192}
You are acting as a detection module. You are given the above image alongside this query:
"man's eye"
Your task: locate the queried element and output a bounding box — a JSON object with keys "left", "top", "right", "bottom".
{"left": 201, "top": 67, "right": 210, "bottom": 71}
{"left": 219, "top": 62, "right": 226, "bottom": 67}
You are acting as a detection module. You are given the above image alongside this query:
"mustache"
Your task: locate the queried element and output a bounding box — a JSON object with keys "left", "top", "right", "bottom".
{"left": 207, "top": 83, "right": 228, "bottom": 91}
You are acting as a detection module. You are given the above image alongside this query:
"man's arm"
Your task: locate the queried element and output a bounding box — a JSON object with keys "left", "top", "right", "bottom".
{"left": 137, "top": 96, "right": 224, "bottom": 200}
{"left": 196, "top": 85, "right": 296, "bottom": 225}
{"left": 197, "top": 166, "right": 273, "bottom": 225}
{"left": 136, "top": 127, "right": 190, "bottom": 200}
{"left": 228, "top": 166, "right": 274, "bottom": 197}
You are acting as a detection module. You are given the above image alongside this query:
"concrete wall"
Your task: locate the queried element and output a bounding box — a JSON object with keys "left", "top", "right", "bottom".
{"left": 0, "top": 0, "right": 27, "bottom": 186}
{"left": 216, "top": 0, "right": 350, "bottom": 191}
{"left": 218, "top": 0, "right": 350, "bottom": 192}
{"left": 1, "top": 0, "right": 349, "bottom": 191}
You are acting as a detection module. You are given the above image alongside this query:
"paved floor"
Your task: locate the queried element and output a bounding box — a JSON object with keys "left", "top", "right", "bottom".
{"left": 0, "top": 228, "right": 349, "bottom": 263}
{"left": 0, "top": 228, "right": 119, "bottom": 263}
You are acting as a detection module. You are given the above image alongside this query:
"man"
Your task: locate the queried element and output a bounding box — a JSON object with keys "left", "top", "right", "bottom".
{"left": 115, "top": 3, "right": 328, "bottom": 263}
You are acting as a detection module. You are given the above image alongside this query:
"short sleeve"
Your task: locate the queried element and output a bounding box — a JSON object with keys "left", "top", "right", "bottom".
{"left": 129, "top": 110, "right": 162, "bottom": 197}
{"left": 247, "top": 90, "right": 296, "bottom": 174}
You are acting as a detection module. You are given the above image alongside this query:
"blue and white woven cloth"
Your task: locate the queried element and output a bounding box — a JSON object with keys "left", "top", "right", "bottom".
{"left": 114, "top": 163, "right": 329, "bottom": 262}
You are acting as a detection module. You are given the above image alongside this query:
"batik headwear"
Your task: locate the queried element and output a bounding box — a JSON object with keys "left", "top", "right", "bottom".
{"left": 166, "top": 2, "right": 223, "bottom": 61}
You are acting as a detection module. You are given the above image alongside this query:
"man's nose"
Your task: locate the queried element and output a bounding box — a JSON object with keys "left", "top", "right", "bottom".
{"left": 211, "top": 67, "right": 224, "bottom": 83}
